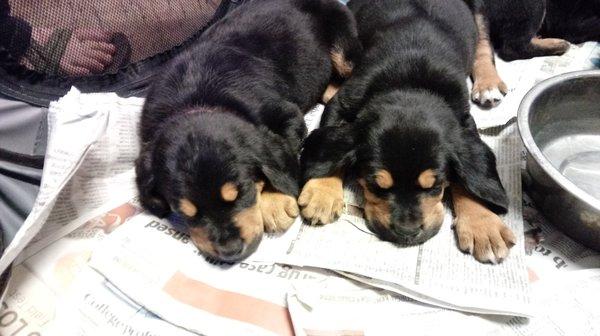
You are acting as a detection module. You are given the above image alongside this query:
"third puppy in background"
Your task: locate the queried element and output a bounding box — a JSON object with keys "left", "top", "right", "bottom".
{"left": 471, "top": 0, "right": 599, "bottom": 107}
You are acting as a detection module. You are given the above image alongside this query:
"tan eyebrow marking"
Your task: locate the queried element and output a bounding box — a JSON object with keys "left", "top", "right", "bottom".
{"left": 180, "top": 198, "right": 197, "bottom": 217}
{"left": 375, "top": 169, "right": 394, "bottom": 189}
{"left": 418, "top": 169, "right": 436, "bottom": 189}
{"left": 221, "top": 182, "right": 239, "bottom": 202}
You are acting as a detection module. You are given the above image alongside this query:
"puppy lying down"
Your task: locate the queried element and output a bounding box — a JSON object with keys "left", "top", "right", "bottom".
{"left": 135, "top": 0, "right": 361, "bottom": 262}
{"left": 299, "top": 0, "right": 516, "bottom": 264}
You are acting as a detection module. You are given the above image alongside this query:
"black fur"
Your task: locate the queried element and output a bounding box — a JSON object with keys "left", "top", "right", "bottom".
{"left": 136, "top": 0, "right": 360, "bottom": 262}
{"left": 301, "top": 0, "right": 508, "bottom": 245}
{"left": 542, "top": 0, "right": 600, "bottom": 43}
{"left": 483, "top": 0, "right": 599, "bottom": 61}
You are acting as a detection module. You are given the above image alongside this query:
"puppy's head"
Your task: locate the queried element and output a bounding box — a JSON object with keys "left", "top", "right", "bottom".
{"left": 352, "top": 97, "right": 508, "bottom": 246}
{"left": 136, "top": 113, "right": 298, "bottom": 262}
{"left": 358, "top": 125, "right": 448, "bottom": 245}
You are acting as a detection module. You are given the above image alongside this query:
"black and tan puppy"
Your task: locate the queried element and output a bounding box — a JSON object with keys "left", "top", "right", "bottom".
{"left": 299, "top": 0, "right": 516, "bottom": 263}
{"left": 471, "top": 0, "right": 599, "bottom": 106}
{"left": 136, "top": 0, "right": 360, "bottom": 262}
{"left": 470, "top": 0, "right": 568, "bottom": 106}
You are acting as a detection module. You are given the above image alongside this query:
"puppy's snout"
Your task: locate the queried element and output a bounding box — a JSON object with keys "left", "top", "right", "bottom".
{"left": 215, "top": 238, "right": 245, "bottom": 260}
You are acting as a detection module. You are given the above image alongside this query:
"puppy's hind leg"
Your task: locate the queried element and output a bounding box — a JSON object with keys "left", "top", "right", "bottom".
{"left": 310, "top": 0, "right": 362, "bottom": 103}
{"left": 471, "top": 12, "right": 508, "bottom": 108}
{"left": 500, "top": 37, "right": 570, "bottom": 61}
{"left": 322, "top": 1, "right": 362, "bottom": 80}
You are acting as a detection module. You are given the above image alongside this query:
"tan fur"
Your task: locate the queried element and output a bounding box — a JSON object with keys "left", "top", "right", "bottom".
{"left": 298, "top": 173, "right": 345, "bottom": 225}
{"left": 322, "top": 83, "right": 341, "bottom": 104}
{"left": 451, "top": 184, "right": 516, "bottom": 263}
{"left": 189, "top": 226, "right": 216, "bottom": 257}
{"left": 220, "top": 182, "right": 239, "bottom": 202}
{"left": 375, "top": 169, "right": 394, "bottom": 189}
{"left": 330, "top": 48, "right": 353, "bottom": 78}
{"left": 359, "top": 179, "right": 391, "bottom": 229}
{"left": 471, "top": 14, "right": 508, "bottom": 98}
{"left": 179, "top": 198, "right": 197, "bottom": 217}
{"left": 530, "top": 37, "right": 570, "bottom": 54}
{"left": 188, "top": 183, "right": 264, "bottom": 257}
{"left": 419, "top": 189, "right": 445, "bottom": 231}
{"left": 260, "top": 189, "right": 299, "bottom": 233}
{"left": 417, "top": 169, "right": 436, "bottom": 189}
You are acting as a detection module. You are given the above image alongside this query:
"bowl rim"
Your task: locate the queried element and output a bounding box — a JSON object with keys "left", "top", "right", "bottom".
{"left": 518, "top": 69, "right": 600, "bottom": 212}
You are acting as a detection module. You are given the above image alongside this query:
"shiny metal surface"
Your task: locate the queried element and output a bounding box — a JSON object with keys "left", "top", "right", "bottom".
{"left": 518, "top": 70, "right": 600, "bottom": 251}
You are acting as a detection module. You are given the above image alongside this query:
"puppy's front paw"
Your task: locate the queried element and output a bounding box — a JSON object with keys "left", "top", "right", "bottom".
{"left": 472, "top": 76, "right": 508, "bottom": 108}
{"left": 260, "top": 190, "right": 299, "bottom": 233}
{"left": 298, "top": 177, "right": 344, "bottom": 225}
{"left": 454, "top": 213, "right": 516, "bottom": 264}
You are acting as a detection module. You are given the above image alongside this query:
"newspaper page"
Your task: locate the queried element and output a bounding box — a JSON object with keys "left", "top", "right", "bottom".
{"left": 287, "top": 266, "right": 600, "bottom": 336}
{"left": 470, "top": 41, "right": 600, "bottom": 129}
{"left": 0, "top": 202, "right": 199, "bottom": 336}
{"left": 17, "top": 89, "right": 143, "bottom": 262}
{"left": 277, "top": 122, "right": 531, "bottom": 317}
{"left": 287, "top": 273, "right": 499, "bottom": 336}
{"left": 88, "top": 213, "right": 335, "bottom": 336}
{"left": 0, "top": 88, "right": 143, "bottom": 274}
{"left": 522, "top": 193, "right": 600, "bottom": 281}
{"left": 0, "top": 88, "right": 113, "bottom": 273}
{"left": 482, "top": 269, "right": 600, "bottom": 336}
{"left": 287, "top": 195, "right": 600, "bottom": 336}
{"left": 50, "top": 267, "right": 198, "bottom": 336}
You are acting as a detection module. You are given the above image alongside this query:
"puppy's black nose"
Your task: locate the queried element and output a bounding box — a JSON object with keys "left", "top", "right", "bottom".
{"left": 215, "top": 239, "right": 244, "bottom": 259}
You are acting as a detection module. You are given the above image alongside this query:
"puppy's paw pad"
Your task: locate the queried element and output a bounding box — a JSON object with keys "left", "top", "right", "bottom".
{"left": 261, "top": 191, "right": 299, "bottom": 233}
{"left": 455, "top": 214, "right": 515, "bottom": 264}
{"left": 299, "top": 177, "right": 344, "bottom": 225}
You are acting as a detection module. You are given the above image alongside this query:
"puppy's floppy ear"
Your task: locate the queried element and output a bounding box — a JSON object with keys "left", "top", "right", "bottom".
{"left": 256, "top": 129, "right": 301, "bottom": 197}
{"left": 449, "top": 129, "right": 509, "bottom": 214}
{"left": 135, "top": 145, "right": 171, "bottom": 218}
{"left": 301, "top": 125, "right": 356, "bottom": 182}
{"left": 260, "top": 164, "right": 300, "bottom": 197}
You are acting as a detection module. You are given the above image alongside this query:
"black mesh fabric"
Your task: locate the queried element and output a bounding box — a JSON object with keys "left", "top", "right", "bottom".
{"left": 0, "top": 0, "right": 240, "bottom": 106}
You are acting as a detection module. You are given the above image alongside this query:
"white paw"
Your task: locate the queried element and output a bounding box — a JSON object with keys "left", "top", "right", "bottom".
{"left": 472, "top": 87, "right": 504, "bottom": 108}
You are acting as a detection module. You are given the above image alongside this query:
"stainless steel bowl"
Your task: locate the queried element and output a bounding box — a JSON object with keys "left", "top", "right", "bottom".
{"left": 518, "top": 70, "right": 600, "bottom": 251}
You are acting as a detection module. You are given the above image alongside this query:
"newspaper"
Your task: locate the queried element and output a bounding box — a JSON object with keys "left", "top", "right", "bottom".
{"left": 522, "top": 193, "right": 600, "bottom": 279}
{"left": 0, "top": 202, "right": 201, "bottom": 336}
{"left": 50, "top": 267, "right": 199, "bottom": 336}
{"left": 287, "top": 198, "right": 600, "bottom": 336}
{"left": 0, "top": 88, "right": 142, "bottom": 274}
{"left": 469, "top": 41, "right": 600, "bottom": 129}
{"left": 287, "top": 267, "right": 600, "bottom": 336}
{"left": 88, "top": 214, "right": 332, "bottom": 336}
{"left": 287, "top": 274, "right": 498, "bottom": 336}
{"left": 276, "top": 122, "right": 532, "bottom": 317}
